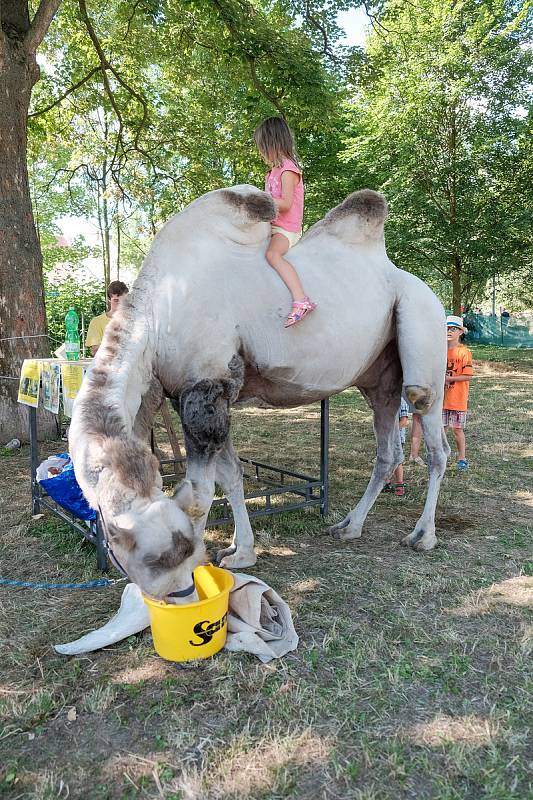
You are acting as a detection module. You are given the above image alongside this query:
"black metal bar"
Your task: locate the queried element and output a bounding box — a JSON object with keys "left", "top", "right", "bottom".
{"left": 208, "top": 497, "right": 323, "bottom": 525}
{"left": 95, "top": 514, "right": 109, "bottom": 572}
{"left": 37, "top": 493, "right": 97, "bottom": 543}
{"left": 29, "top": 406, "right": 40, "bottom": 515}
{"left": 320, "top": 398, "right": 329, "bottom": 517}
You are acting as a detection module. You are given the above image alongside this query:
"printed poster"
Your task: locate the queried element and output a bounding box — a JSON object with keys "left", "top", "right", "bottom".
{"left": 61, "top": 363, "right": 84, "bottom": 417}
{"left": 18, "top": 360, "right": 41, "bottom": 407}
{"left": 42, "top": 362, "right": 61, "bottom": 414}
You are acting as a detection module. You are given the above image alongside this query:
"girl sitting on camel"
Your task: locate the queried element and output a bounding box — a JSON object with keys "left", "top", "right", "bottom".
{"left": 254, "top": 116, "right": 317, "bottom": 327}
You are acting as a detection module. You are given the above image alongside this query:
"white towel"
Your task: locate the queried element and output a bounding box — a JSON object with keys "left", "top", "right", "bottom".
{"left": 54, "top": 583, "right": 150, "bottom": 655}
{"left": 54, "top": 573, "right": 298, "bottom": 662}
{"left": 225, "top": 572, "right": 298, "bottom": 662}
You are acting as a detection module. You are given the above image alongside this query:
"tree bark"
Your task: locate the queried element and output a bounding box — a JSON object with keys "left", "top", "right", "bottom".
{"left": 451, "top": 254, "right": 462, "bottom": 314}
{"left": 0, "top": 2, "right": 59, "bottom": 440}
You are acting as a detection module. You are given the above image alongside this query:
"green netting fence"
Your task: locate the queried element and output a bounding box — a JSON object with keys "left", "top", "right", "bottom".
{"left": 463, "top": 314, "right": 533, "bottom": 348}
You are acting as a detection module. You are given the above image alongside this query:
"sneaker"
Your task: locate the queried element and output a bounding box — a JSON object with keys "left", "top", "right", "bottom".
{"left": 456, "top": 459, "right": 469, "bottom": 471}
{"left": 394, "top": 483, "right": 406, "bottom": 497}
{"left": 410, "top": 456, "right": 425, "bottom": 467}
{"left": 382, "top": 483, "right": 395, "bottom": 493}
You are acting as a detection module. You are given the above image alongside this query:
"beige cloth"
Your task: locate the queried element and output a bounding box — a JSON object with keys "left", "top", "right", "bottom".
{"left": 54, "top": 573, "right": 298, "bottom": 663}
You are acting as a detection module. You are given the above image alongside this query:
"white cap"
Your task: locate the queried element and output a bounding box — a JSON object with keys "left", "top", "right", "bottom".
{"left": 446, "top": 315, "right": 467, "bottom": 333}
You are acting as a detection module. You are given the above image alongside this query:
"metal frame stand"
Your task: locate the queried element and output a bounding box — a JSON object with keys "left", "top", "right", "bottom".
{"left": 28, "top": 399, "right": 329, "bottom": 570}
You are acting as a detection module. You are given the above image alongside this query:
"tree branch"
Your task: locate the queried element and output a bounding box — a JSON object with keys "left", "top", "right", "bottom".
{"left": 29, "top": 66, "right": 101, "bottom": 116}
{"left": 304, "top": 1, "right": 339, "bottom": 63}
{"left": 410, "top": 245, "right": 449, "bottom": 278}
{"left": 210, "top": 0, "right": 285, "bottom": 115}
{"left": 78, "top": 0, "right": 149, "bottom": 151}
{"left": 124, "top": 0, "right": 143, "bottom": 38}
{"left": 25, "top": 0, "right": 62, "bottom": 54}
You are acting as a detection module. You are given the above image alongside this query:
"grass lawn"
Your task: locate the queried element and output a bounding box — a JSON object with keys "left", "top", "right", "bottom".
{"left": 1, "top": 348, "right": 532, "bottom": 799}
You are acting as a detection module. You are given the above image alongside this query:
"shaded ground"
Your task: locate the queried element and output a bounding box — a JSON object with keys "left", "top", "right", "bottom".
{"left": 1, "top": 350, "right": 532, "bottom": 799}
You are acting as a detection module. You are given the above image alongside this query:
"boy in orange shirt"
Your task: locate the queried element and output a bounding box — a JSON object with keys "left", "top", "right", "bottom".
{"left": 443, "top": 315, "right": 474, "bottom": 471}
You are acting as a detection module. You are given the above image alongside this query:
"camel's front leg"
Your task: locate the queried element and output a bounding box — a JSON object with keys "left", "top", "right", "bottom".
{"left": 174, "top": 379, "right": 232, "bottom": 542}
{"left": 214, "top": 439, "right": 256, "bottom": 569}
{"left": 329, "top": 383, "right": 402, "bottom": 542}
{"left": 173, "top": 357, "right": 245, "bottom": 545}
{"left": 400, "top": 402, "right": 449, "bottom": 551}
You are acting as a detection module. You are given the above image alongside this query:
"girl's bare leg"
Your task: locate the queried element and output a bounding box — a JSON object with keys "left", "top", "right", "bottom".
{"left": 265, "top": 233, "right": 305, "bottom": 301}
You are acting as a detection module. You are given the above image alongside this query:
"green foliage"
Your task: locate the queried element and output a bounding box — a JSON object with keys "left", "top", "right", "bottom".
{"left": 25, "top": 0, "right": 533, "bottom": 317}
{"left": 29, "top": 0, "right": 351, "bottom": 250}
{"left": 45, "top": 274, "right": 106, "bottom": 353}
{"left": 342, "top": 0, "right": 533, "bottom": 311}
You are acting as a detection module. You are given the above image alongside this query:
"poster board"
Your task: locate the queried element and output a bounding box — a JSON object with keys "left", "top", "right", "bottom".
{"left": 17, "top": 358, "right": 92, "bottom": 417}
{"left": 42, "top": 362, "right": 61, "bottom": 414}
{"left": 61, "top": 363, "right": 85, "bottom": 417}
{"left": 17, "top": 360, "right": 41, "bottom": 407}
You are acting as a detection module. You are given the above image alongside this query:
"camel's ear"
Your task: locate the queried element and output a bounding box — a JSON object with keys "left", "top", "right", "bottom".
{"left": 109, "top": 513, "right": 138, "bottom": 551}
{"left": 173, "top": 479, "right": 194, "bottom": 513}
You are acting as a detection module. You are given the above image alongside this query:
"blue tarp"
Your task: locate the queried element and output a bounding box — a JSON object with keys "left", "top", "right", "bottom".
{"left": 40, "top": 453, "right": 96, "bottom": 521}
{"left": 464, "top": 314, "right": 533, "bottom": 348}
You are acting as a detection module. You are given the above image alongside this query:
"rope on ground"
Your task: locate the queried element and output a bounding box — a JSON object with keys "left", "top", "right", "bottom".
{"left": 0, "top": 577, "right": 126, "bottom": 590}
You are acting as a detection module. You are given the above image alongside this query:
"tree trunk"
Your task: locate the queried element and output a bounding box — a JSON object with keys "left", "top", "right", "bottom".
{"left": 0, "top": 15, "right": 56, "bottom": 440}
{"left": 451, "top": 254, "right": 462, "bottom": 314}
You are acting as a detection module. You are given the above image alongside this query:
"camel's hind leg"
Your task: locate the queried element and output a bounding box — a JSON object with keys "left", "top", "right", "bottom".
{"left": 330, "top": 343, "right": 403, "bottom": 541}
{"left": 214, "top": 439, "right": 257, "bottom": 569}
{"left": 400, "top": 403, "right": 450, "bottom": 551}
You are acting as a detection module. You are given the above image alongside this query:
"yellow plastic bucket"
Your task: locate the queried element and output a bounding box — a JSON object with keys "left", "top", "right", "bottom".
{"left": 143, "top": 564, "right": 234, "bottom": 662}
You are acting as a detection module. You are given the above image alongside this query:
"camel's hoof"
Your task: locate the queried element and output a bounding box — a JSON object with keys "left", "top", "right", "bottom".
{"left": 219, "top": 550, "right": 257, "bottom": 570}
{"left": 401, "top": 530, "right": 437, "bottom": 551}
{"left": 215, "top": 545, "right": 236, "bottom": 565}
{"left": 328, "top": 519, "right": 362, "bottom": 541}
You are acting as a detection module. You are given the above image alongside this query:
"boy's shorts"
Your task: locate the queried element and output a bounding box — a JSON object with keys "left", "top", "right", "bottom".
{"left": 271, "top": 225, "right": 302, "bottom": 248}
{"left": 442, "top": 409, "right": 467, "bottom": 429}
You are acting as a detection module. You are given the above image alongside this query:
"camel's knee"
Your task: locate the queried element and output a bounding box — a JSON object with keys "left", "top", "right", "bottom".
{"left": 404, "top": 385, "right": 436, "bottom": 413}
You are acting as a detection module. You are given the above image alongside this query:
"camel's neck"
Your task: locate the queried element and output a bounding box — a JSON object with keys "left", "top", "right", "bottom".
{"left": 72, "top": 281, "right": 155, "bottom": 445}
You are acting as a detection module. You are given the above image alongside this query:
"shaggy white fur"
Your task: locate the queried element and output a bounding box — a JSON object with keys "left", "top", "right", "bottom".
{"left": 70, "top": 186, "right": 449, "bottom": 599}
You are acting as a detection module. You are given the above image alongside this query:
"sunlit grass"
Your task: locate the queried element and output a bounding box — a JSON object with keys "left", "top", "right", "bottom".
{"left": 0, "top": 351, "right": 531, "bottom": 798}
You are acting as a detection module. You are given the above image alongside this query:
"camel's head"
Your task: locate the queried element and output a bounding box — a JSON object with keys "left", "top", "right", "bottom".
{"left": 101, "top": 480, "right": 205, "bottom": 602}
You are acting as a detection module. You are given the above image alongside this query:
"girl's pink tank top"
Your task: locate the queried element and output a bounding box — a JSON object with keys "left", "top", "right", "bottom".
{"left": 265, "top": 158, "right": 304, "bottom": 232}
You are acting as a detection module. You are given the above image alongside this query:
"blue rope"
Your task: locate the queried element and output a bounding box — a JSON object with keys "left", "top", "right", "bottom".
{"left": 0, "top": 577, "right": 119, "bottom": 590}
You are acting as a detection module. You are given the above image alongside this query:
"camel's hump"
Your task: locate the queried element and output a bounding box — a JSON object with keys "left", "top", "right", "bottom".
{"left": 327, "top": 189, "right": 388, "bottom": 225}
{"left": 306, "top": 189, "right": 388, "bottom": 245}
{"left": 219, "top": 185, "right": 276, "bottom": 223}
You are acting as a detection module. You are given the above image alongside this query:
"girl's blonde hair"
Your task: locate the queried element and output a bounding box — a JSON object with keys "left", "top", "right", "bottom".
{"left": 254, "top": 117, "right": 300, "bottom": 168}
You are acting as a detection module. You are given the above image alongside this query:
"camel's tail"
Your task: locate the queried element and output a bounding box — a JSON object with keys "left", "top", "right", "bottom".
{"left": 394, "top": 270, "right": 447, "bottom": 416}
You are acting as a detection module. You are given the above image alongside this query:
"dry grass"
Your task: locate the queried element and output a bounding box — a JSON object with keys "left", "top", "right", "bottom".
{"left": 1, "top": 350, "right": 532, "bottom": 799}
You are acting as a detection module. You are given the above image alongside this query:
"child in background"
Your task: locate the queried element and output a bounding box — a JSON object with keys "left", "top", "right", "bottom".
{"left": 443, "top": 315, "right": 474, "bottom": 471}
{"left": 254, "top": 117, "right": 317, "bottom": 327}
{"left": 409, "top": 413, "right": 425, "bottom": 466}
{"left": 383, "top": 397, "right": 410, "bottom": 497}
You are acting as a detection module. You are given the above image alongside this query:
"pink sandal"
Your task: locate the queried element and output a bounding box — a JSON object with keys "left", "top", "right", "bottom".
{"left": 285, "top": 297, "right": 317, "bottom": 328}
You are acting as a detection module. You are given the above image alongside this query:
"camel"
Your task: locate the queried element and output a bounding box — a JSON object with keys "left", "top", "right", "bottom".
{"left": 69, "top": 185, "right": 450, "bottom": 601}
